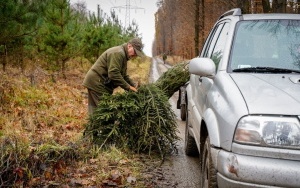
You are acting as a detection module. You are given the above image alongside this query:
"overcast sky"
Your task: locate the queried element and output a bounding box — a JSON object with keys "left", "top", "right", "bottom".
{"left": 70, "top": 0, "right": 158, "bottom": 57}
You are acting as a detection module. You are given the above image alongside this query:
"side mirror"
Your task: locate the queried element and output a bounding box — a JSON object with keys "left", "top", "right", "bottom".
{"left": 189, "top": 57, "right": 216, "bottom": 78}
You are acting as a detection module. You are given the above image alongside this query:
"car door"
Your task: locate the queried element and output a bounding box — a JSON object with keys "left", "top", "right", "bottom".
{"left": 191, "top": 21, "right": 230, "bottom": 134}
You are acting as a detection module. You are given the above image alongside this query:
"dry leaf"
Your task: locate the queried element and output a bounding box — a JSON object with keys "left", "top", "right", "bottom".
{"left": 44, "top": 171, "right": 53, "bottom": 180}
{"left": 110, "top": 170, "right": 122, "bottom": 184}
{"left": 13, "top": 167, "right": 24, "bottom": 178}
{"left": 80, "top": 179, "right": 91, "bottom": 186}
{"left": 53, "top": 160, "right": 66, "bottom": 175}
{"left": 89, "top": 158, "right": 98, "bottom": 164}
{"left": 119, "top": 159, "right": 128, "bottom": 165}
{"left": 127, "top": 176, "right": 136, "bottom": 184}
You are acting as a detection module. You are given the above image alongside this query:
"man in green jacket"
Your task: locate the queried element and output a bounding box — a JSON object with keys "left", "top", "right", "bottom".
{"left": 83, "top": 38, "right": 145, "bottom": 115}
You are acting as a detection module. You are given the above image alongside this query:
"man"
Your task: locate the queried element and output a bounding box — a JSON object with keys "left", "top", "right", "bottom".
{"left": 83, "top": 38, "right": 145, "bottom": 115}
{"left": 162, "top": 53, "right": 167, "bottom": 64}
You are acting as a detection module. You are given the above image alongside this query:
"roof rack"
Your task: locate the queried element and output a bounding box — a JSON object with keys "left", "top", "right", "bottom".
{"left": 218, "top": 8, "right": 242, "bottom": 20}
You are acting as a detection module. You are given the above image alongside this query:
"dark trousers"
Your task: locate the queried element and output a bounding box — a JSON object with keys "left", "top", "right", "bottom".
{"left": 87, "top": 89, "right": 101, "bottom": 115}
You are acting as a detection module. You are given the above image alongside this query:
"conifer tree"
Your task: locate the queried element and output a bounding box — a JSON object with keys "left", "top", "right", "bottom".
{"left": 0, "top": 0, "right": 46, "bottom": 71}
{"left": 84, "top": 62, "right": 190, "bottom": 159}
{"left": 82, "top": 10, "right": 140, "bottom": 64}
{"left": 40, "top": 0, "right": 82, "bottom": 78}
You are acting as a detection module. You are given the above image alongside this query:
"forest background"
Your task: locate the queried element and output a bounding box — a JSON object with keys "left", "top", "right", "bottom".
{"left": 154, "top": 0, "right": 300, "bottom": 61}
{"left": 1, "top": 0, "right": 299, "bottom": 72}
{"left": 1, "top": 0, "right": 299, "bottom": 187}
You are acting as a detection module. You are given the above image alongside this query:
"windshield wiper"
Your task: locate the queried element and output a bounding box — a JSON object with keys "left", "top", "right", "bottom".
{"left": 232, "top": 67, "right": 300, "bottom": 73}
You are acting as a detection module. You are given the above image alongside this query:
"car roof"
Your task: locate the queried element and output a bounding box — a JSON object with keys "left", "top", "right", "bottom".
{"left": 219, "top": 8, "right": 300, "bottom": 21}
{"left": 242, "top": 13, "right": 300, "bottom": 20}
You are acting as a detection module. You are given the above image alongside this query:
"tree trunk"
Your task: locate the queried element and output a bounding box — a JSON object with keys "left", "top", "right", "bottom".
{"left": 62, "top": 59, "right": 67, "bottom": 79}
{"left": 2, "top": 45, "right": 7, "bottom": 72}
{"left": 237, "top": 0, "right": 250, "bottom": 13}
{"left": 199, "top": 0, "right": 205, "bottom": 53}
{"left": 262, "top": 0, "right": 271, "bottom": 13}
{"left": 194, "top": 0, "right": 200, "bottom": 56}
{"left": 272, "top": 0, "right": 286, "bottom": 13}
{"left": 19, "top": 45, "right": 25, "bottom": 73}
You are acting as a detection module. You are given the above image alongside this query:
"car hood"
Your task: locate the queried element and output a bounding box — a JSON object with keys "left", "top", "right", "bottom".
{"left": 230, "top": 74, "right": 300, "bottom": 115}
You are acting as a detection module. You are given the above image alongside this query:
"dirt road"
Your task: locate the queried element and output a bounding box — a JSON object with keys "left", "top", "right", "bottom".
{"left": 148, "top": 57, "right": 201, "bottom": 187}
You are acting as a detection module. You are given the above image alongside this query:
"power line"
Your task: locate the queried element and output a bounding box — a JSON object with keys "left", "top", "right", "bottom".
{"left": 110, "top": 0, "right": 144, "bottom": 27}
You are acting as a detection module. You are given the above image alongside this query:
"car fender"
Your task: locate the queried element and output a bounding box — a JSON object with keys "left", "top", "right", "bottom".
{"left": 202, "top": 108, "right": 220, "bottom": 147}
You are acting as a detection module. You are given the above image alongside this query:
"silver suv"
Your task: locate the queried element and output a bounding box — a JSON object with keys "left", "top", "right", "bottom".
{"left": 185, "top": 8, "right": 300, "bottom": 187}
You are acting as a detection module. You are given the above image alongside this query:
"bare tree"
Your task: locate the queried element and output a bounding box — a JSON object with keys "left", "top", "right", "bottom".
{"left": 154, "top": 0, "right": 299, "bottom": 59}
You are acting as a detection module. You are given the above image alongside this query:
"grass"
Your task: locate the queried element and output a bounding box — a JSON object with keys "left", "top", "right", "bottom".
{"left": 0, "top": 56, "right": 156, "bottom": 187}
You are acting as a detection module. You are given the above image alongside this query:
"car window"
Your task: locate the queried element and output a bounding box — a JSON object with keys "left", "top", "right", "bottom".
{"left": 230, "top": 20, "right": 300, "bottom": 71}
{"left": 203, "top": 22, "right": 229, "bottom": 69}
{"left": 210, "top": 23, "right": 229, "bottom": 68}
{"left": 202, "top": 24, "right": 223, "bottom": 58}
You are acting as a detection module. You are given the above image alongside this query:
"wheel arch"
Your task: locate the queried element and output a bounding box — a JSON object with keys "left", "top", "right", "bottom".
{"left": 202, "top": 108, "right": 220, "bottom": 148}
{"left": 199, "top": 109, "right": 220, "bottom": 170}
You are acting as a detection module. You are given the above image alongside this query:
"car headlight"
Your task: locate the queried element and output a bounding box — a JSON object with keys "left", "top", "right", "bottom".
{"left": 234, "top": 116, "right": 300, "bottom": 148}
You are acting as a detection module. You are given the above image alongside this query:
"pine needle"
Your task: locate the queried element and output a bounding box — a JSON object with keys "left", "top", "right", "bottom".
{"left": 84, "top": 61, "right": 190, "bottom": 158}
{"left": 154, "top": 61, "right": 190, "bottom": 98}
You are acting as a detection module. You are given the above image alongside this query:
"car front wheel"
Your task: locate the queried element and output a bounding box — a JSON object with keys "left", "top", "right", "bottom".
{"left": 201, "top": 136, "right": 217, "bottom": 188}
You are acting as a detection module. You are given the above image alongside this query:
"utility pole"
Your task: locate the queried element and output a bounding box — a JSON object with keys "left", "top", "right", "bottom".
{"left": 111, "top": 0, "right": 144, "bottom": 27}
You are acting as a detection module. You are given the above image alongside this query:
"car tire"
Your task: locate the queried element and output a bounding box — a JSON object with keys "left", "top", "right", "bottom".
{"left": 184, "top": 109, "right": 198, "bottom": 156}
{"left": 180, "top": 104, "right": 186, "bottom": 121}
{"left": 201, "top": 137, "right": 217, "bottom": 188}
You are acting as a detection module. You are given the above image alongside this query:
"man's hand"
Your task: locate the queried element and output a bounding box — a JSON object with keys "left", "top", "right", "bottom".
{"left": 129, "top": 86, "right": 137, "bottom": 92}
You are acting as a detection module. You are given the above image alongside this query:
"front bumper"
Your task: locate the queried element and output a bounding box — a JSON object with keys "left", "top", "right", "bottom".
{"left": 215, "top": 149, "right": 300, "bottom": 188}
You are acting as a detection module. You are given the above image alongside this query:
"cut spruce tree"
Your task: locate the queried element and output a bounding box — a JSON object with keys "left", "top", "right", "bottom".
{"left": 84, "top": 61, "right": 190, "bottom": 158}
{"left": 154, "top": 61, "right": 190, "bottom": 98}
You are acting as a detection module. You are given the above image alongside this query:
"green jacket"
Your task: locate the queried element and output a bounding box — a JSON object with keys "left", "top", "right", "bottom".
{"left": 83, "top": 43, "right": 135, "bottom": 94}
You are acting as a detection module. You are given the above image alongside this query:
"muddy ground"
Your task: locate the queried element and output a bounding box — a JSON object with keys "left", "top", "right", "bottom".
{"left": 143, "top": 57, "right": 201, "bottom": 188}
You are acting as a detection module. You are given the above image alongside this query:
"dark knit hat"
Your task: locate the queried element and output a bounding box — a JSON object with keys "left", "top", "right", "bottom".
{"left": 128, "top": 38, "right": 145, "bottom": 57}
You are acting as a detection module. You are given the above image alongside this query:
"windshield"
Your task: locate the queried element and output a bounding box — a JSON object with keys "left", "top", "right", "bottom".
{"left": 230, "top": 20, "right": 300, "bottom": 72}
